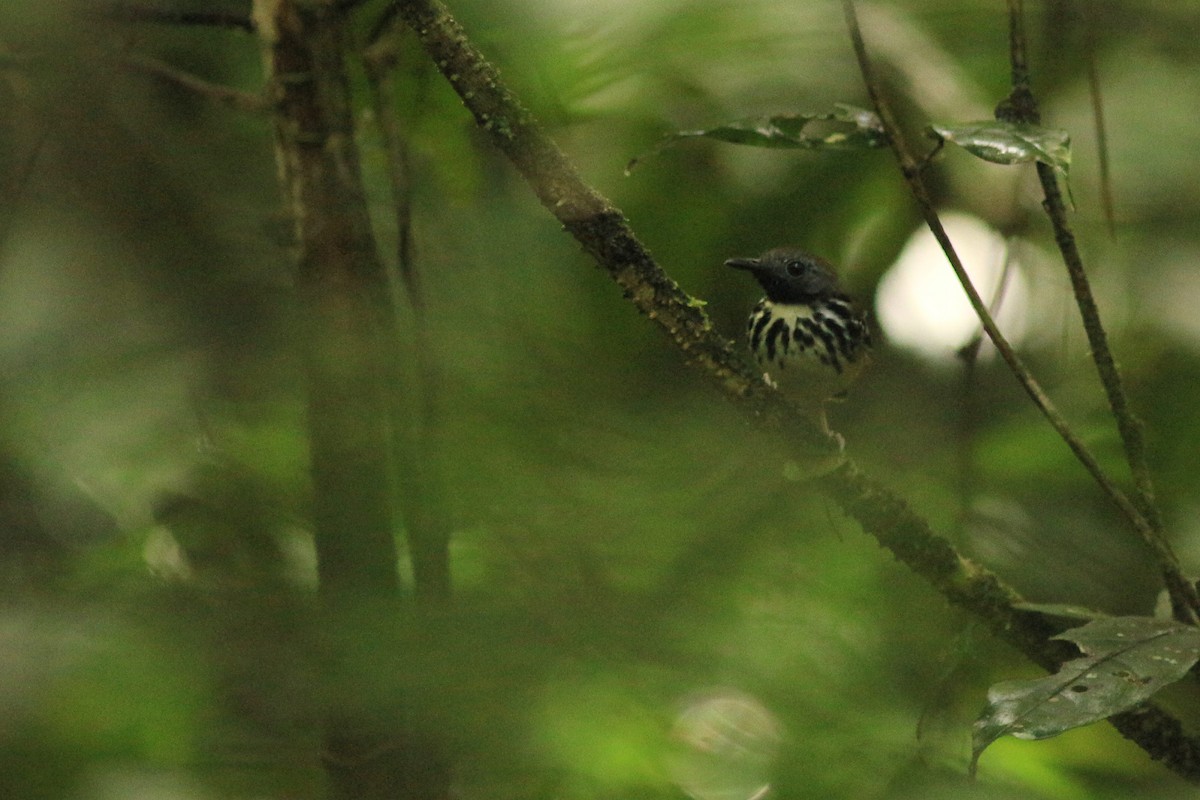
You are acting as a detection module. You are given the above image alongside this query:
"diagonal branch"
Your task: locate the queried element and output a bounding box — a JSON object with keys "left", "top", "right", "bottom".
{"left": 380, "top": 0, "right": 1200, "bottom": 780}
{"left": 388, "top": 0, "right": 770, "bottom": 417}
{"left": 1000, "top": 0, "right": 1197, "bottom": 623}
{"left": 840, "top": 0, "right": 1151, "bottom": 562}
{"left": 842, "top": 0, "right": 1200, "bottom": 777}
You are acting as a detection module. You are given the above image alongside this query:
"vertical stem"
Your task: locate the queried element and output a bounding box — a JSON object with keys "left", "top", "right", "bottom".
{"left": 1007, "top": 0, "right": 1033, "bottom": 96}
{"left": 254, "top": 2, "right": 449, "bottom": 797}
{"left": 254, "top": 0, "right": 398, "bottom": 613}
{"left": 364, "top": 35, "right": 452, "bottom": 604}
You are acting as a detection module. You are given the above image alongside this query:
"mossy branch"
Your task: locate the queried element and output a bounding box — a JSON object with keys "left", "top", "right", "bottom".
{"left": 367, "top": 0, "right": 1200, "bottom": 782}
{"left": 376, "top": 0, "right": 1200, "bottom": 780}
{"left": 386, "top": 0, "right": 771, "bottom": 409}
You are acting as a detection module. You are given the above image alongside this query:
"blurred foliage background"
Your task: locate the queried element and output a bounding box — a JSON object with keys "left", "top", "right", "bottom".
{"left": 2, "top": 0, "right": 1200, "bottom": 798}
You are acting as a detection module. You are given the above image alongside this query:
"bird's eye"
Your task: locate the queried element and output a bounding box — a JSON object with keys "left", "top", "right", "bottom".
{"left": 785, "top": 260, "right": 803, "bottom": 276}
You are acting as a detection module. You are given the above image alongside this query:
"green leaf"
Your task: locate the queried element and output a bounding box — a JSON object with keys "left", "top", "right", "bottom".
{"left": 928, "top": 120, "right": 1071, "bottom": 176}
{"left": 970, "top": 617, "right": 1200, "bottom": 776}
{"left": 626, "top": 104, "right": 886, "bottom": 173}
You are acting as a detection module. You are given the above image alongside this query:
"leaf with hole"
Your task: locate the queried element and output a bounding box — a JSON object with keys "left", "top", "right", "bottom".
{"left": 970, "top": 616, "right": 1200, "bottom": 776}
{"left": 626, "top": 105, "right": 886, "bottom": 173}
{"left": 928, "top": 120, "right": 1071, "bottom": 176}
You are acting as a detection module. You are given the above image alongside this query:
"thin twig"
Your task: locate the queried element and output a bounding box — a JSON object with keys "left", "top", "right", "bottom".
{"left": 123, "top": 52, "right": 267, "bottom": 112}
{"left": 368, "top": 3, "right": 403, "bottom": 47}
{"left": 363, "top": 34, "right": 420, "bottom": 305}
{"left": 1003, "top": 0, "right": 1197, "bottom": 622}
{"left": 954, "top": 244, "right": 1016, "bottom": 529}
{"left": 841, "top": 0, "right": 1150, "bottom": 552}
{"left": 1084, "top": 14, "right": 1117, "bottom": 236}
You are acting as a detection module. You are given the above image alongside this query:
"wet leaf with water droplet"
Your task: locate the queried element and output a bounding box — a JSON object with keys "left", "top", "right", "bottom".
{"left": 928, "top": 120, "right": 1071, "bottom": 176}
{"left": 970, "top": 616, "right": 1200, "bottom": 777}
{"left": 627, "top": 105, "right": 886, "bottom": 174}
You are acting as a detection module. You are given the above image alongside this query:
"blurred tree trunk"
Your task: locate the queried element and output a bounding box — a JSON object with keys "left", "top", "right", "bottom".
{"left": 252, "top": 2, "right": 447, "bottom": 798}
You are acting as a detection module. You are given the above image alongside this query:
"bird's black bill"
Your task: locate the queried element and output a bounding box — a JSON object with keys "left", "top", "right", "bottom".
{"left": 725, "top": 257, "right": 761, "bottom": 271}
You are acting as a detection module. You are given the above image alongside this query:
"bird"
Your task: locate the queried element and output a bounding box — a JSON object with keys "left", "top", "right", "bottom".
{"left": 727, "top": 247, "right": 871, "bottom": 433}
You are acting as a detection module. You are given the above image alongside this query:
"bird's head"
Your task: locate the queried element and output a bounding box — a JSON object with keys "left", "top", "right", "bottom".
{"left": 725, "top": 248, "right": 842, "bottom": 304}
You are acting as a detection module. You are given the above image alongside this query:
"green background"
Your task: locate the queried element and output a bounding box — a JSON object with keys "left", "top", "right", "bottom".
{"left": 1, "top": 1, "right": 1199, "bottom": 798}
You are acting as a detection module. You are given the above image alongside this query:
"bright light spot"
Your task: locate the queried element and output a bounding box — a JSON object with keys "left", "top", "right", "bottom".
{"left": 668, "top": 688, "right": 783, "bottom": 800}
{"left": 143, "top": 528, "right": 191, "bottom": 581}
{"left": 875, "top": 213, "right": 1030, "bottom": 360}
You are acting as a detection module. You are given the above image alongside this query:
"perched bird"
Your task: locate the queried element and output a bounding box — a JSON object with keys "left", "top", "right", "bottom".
{"left": 727, "top": 248, "right": 871, "bottom": 432}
